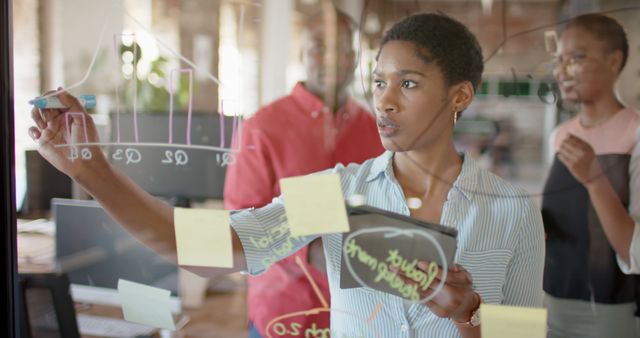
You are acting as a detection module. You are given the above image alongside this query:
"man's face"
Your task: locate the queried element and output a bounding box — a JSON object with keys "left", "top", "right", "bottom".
{"left": 301, "top": 17, "right": 356, "bottom": 99}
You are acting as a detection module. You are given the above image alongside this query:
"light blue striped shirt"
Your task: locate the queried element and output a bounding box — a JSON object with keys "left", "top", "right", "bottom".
{"left": 231, "top": 151, "right": 545, "bottom": 337}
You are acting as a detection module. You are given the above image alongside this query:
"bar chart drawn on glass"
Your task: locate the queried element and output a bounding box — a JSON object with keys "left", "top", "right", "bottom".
{"left": 59, "top": 42, "right": 241, "bottom": 168}
{"left": 43, "top": 6, "right": 245, "bottom": 170}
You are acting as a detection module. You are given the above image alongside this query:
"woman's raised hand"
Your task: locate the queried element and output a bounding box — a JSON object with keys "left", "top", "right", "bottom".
{"left": 28, "top": 88, "right": 106, "bottom": 179}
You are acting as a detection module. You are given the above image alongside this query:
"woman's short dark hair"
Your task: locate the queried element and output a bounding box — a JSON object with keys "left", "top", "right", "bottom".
{"left": 565, "top": 13, "right": 628, "bottom": 72}
{"left": 378, "top": 13, "right": 484, "bottom": 91}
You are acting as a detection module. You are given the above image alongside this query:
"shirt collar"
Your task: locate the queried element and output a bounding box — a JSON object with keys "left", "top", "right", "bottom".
{"left": 290, "top": 82, "right": 358, "bottom": 119}
{"left": 452, "top": 154, "right": 478, "bottom": 201}
{"left": 365, "top": 151, "right": 478, "bottom": 201}
{"left": 366, "top": 151, "right": 394, "bottom": 182}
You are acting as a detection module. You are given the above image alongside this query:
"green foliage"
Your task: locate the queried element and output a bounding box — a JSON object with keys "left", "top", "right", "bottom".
{"left": 120, "top": 42, "right": 196, "bottom": 113}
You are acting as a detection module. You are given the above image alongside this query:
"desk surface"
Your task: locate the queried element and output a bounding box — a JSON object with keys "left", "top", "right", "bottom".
{"left": 18, "top": 221, "right": 249, "bottom": 338}
{"left": 74, "top": 290, "right": 248, "bottom": 338}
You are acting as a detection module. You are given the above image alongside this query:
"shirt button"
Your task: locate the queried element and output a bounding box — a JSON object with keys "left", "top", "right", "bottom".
{"left": 311, "top": 111, "right": 319, "bottom": 118}
{"left": 400, "top": 324, "right": 408, "bottom": 332}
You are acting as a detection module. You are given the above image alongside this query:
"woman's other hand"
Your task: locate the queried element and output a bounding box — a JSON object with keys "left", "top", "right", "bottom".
{"left": 558, "top": 133, "right": 604, "bottom": 186}
{"left": 392, "top": 262, "right": 480, "bottom": 323}
{"left": 424, "top": 264, "right": 479, "bottom": 323}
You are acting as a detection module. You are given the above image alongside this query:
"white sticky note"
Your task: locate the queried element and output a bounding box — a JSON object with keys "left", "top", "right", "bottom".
{"left": 117, "top": 279, "right": 175, "bottom": 330}
{"left": 174, "top": 208, "right": 233, "bottom": 268}
{"left": 280, "top": 174, "right": 349, "bottom": 236}
{"left": 481, "top": 304, "right": 547, "bottom": 338}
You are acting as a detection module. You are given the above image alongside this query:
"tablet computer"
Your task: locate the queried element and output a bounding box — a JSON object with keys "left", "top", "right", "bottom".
{"left": 340, "top": 205, "right": 458, "bottom": 300}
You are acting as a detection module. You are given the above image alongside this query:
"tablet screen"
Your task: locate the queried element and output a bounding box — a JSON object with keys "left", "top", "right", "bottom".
{"left": 340, "top": 207, "right": 457, "bottom": 302}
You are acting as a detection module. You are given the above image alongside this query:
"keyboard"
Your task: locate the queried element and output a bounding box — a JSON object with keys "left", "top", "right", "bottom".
{"left": 77, "top": 314, "right": 157, "bottom": 338}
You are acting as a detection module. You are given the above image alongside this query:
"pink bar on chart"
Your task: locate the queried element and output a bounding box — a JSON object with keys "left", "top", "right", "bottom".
{"left": 168, "top": 68, "right": 193, "bottom": 145}
{"left": 112, "top": 33, "right": 139, "bottom": 143}
{"left": 131, "top": 35, "right": 139, "bottom": 143}
{"left": 232, "top": 109, "right": 241, "bottom": 151}
{"left": 64, "top": 112, "right": 90, "bottom": 144}
{"left": 112, "top": 34, "right": 124, "bottom": 143}
{"left": 219, "top": 100, "right": 225, "bottom": 149}
{"left": 219, "top": 99, "right": 242, "bottom": 150}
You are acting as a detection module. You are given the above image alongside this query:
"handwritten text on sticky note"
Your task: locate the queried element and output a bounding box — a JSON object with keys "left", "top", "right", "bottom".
{"left": 174, "top": 208, "right": 233, "bottom": 268}
{"left": 480, "top": 304, "right": 547, "bottom": 338}
{"left": 117, "top": 279, "right": 175, "bottom": 330}
{"left": 280, "top": 174, "right": 349, "bottom": 237}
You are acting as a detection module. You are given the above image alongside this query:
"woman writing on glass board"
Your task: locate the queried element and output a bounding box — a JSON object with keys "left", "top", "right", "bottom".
{"left": 542, "top": 13, "right": 640, "bottom": 338}
{"left": 28, "top": 13, "right": 543, "bottom": 337}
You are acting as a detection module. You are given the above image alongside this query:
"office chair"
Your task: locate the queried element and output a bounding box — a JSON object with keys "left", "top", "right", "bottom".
{"left": 18, "top": 272, "right": 81, "bottom": 338}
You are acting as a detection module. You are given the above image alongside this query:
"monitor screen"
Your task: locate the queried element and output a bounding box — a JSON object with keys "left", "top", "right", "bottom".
{"left": 108, "top": 112, "right": 237, "bottom": 201}
{"left": 53, "top": 198, "right": 180, "bottom": 310}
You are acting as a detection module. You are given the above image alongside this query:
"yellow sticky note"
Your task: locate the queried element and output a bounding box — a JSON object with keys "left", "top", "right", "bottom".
{"left": 280, "top": 174, "right": 349, "bottom": 236}
{"left": 481, "top": 304, "right": 547, "bottom": 338}
{"left": 117, "top": 279, "right": 175, "bottom": 330}
{"left": 174, "top": 208, "right": 233, "bottom": 268}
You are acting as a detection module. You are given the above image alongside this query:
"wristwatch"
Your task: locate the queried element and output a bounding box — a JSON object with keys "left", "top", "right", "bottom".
{"left": 454, "top": 293, "right": 482, "bottom": 328}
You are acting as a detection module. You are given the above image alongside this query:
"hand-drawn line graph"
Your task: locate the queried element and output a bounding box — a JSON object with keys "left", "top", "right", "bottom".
{"left": 264, "top": 256, "right": 383, "bottom": 338}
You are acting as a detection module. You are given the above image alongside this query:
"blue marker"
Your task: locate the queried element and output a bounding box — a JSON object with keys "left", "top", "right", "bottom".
{"left": 30, "top": 94, "right": 96, "bottom": 109}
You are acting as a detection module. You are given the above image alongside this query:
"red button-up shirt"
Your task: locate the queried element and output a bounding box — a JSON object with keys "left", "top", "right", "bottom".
{"left": 224, "top": 83, "right": 384, "bottom": 337}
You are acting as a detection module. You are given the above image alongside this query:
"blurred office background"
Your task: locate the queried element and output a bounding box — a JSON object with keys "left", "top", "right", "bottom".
{"left": 11, "top": 0, "right": 640, "bottom": 336}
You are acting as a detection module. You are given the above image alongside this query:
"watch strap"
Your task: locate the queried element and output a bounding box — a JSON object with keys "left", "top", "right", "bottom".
{"left": 453, "top": 293, "right": 482, "bottom": 328}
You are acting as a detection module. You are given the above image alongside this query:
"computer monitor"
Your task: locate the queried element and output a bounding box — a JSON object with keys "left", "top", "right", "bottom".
{"left": 52, "top": 198, "right": 181, "bottom": 313}
{"left": 108, "top": 112, "right": 237, "bottom": 206}
{"left": 19, "top": 150, "right": 72, "bottom": 218}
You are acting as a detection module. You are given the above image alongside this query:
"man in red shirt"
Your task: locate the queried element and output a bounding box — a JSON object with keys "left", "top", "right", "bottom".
{"left": 223, "top": 10, "right": 384, "bottom": 338}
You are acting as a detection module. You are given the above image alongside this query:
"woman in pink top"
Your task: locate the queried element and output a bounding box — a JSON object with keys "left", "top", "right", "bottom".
{"left": 541, "top": 13, "right": 640, "bottom": 338}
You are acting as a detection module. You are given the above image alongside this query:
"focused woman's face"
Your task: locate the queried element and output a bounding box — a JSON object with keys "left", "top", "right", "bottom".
{"left": 372, "top": 41, "right": 456, "bottom": 152}
{"left": 553, "top": 26, "right": 620, "bottom": 103}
